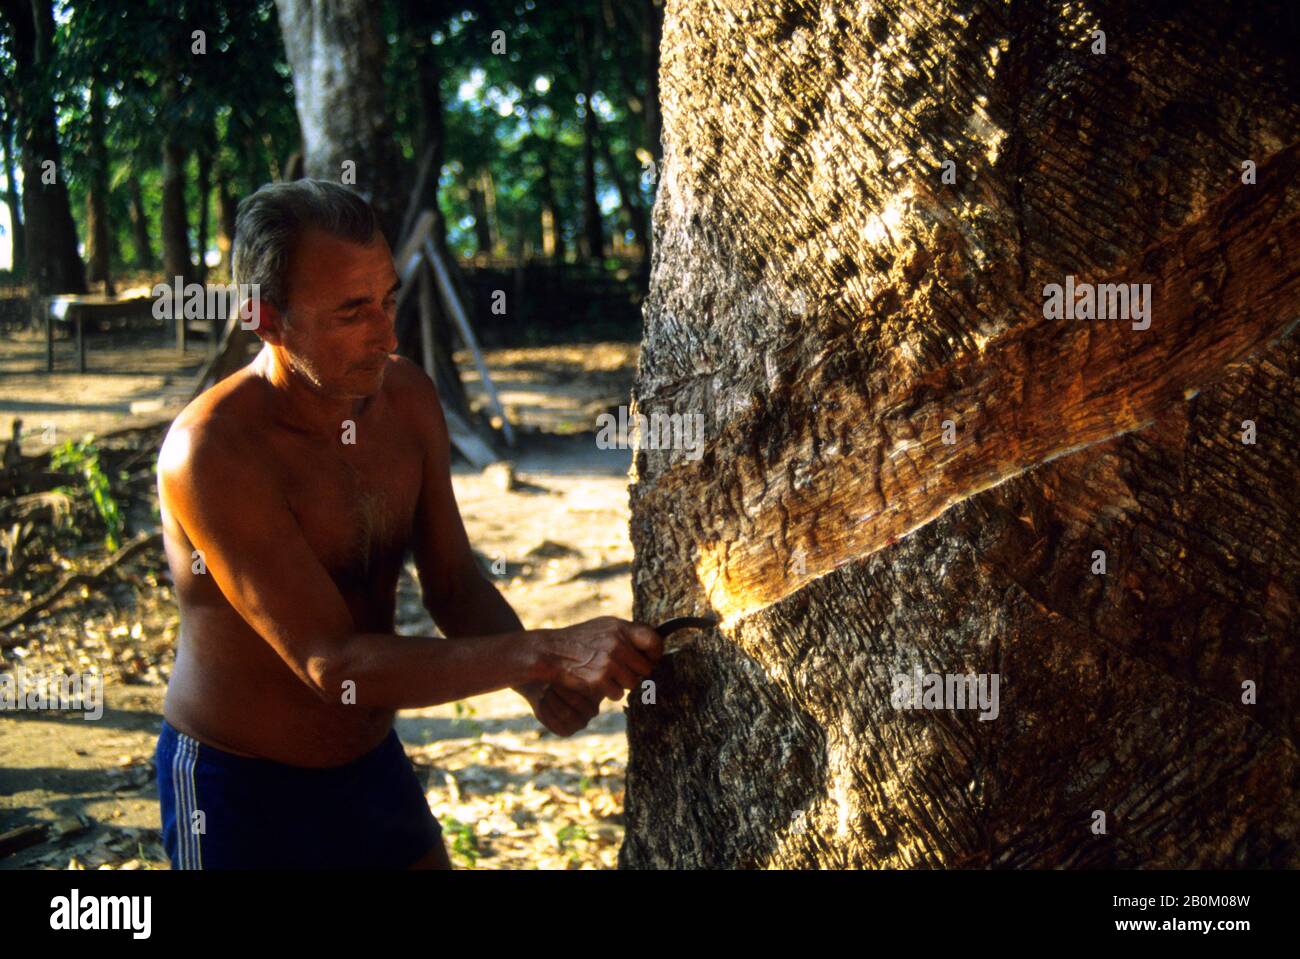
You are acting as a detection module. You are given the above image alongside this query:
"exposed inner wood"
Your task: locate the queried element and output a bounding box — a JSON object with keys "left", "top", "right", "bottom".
{"left": 639, "top": 142, "right": 1300, "bottom": 626}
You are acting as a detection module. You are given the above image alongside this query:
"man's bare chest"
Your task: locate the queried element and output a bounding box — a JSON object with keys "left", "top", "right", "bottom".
{"left": 275, "top": 433, "right": 421, "bottom": 583}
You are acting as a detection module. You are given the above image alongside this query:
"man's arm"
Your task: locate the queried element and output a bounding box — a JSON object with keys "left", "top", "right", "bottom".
{"left": 401, "top": 362, "right": 607, "bottom": 731}
{"left": 158, "top": 419, "right": 553, "bottom": 710}
{"left": 401, "top": 363, "right": 529, "bottom": 639}
{"left": 433, "top": 571, "right": 549, "bottom": 698}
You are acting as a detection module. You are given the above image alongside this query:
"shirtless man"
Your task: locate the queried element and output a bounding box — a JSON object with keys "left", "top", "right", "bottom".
{"left": 153, "top": 179, "right": 662, "bottom": 869}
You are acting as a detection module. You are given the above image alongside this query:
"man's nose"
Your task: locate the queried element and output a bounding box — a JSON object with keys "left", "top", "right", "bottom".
{"left": 367, "top": 306, "right": 398, "bottom": 353}
{"left": 377, "top": 322, "right": 398, "bottom": 354}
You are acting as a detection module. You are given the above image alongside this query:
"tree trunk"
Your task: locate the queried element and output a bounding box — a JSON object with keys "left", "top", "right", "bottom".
{"left": 537, "top": 144, "right": 566, "bottom": 263}
{"left": 195, "top": 145, "right": 212, "bottom": 285}
{"left": 405, "top": 0, "right": 450, "bottom": 260}
{"left": 216, "top": 175, "right": 237, "bottom": 280}
{"left": 84, "top": 192, "right": 111, "bottom": 294}
{"left": 467, "top": 174, "right": 494, "bottom": 257}
{"left": 128, "top": 175, "right": 153, "bottom": 270}
{"left": 161, "top": 134, "right": 192, "bottom": 284}
{"left": 622, "top": 0, "right": 1300, "bottom": 869}
{"left": 274, "top": 0, "right": 403, "bottom": 245}
{"left": 85, "top": 75, "right": 112, "bottom": 293}
{"left": 1, "top": 0, "right": 86, "bottom": 294}
{"left": 0, "top": 106, "right": 26, "bottom": 277}
{"left": 598, "top": 130, "right": 649, "bottom": 278}
{"left": 577, "top": 14, "right": 605, "bottom": 261}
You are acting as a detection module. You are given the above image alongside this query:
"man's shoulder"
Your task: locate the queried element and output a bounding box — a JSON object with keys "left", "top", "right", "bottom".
{"left": 378, "top": 355, "right": 444, "bottom": 433}
{"left": 379, "top": 353, "right": 437, "bottom": 405}
{"left": 159, "top": 368, "right": 267, "bottom": 486}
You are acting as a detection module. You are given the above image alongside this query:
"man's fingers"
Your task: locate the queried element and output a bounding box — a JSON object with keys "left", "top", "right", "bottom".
{"left": 550, "top": 685, "right": 600, "bottom": 721}
{"left": 605, "top": 661, "right": 641, "bottom": 694}
{"left": 619, "top": 621, "right": 664, "bottom": 660}
{"left": 612, "top": 642, "right": 656, "bottom": 679}
{"left": 539, "top": 688, "right": 583, "bottom": 726}
{"left": 539, "top": 700, "right": 583, "bottom": 736}
{"left": 549, "top": 688, "right": 599, "bottom": 726}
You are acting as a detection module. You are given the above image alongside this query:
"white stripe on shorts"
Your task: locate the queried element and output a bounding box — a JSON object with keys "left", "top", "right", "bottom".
{"left": 170, "top": 731, "right": 203, "bottom": 869}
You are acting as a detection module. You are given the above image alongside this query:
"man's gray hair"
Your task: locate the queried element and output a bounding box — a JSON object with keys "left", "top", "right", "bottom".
{"left": 231, "top": 179, "right": 380, "bottom": 312}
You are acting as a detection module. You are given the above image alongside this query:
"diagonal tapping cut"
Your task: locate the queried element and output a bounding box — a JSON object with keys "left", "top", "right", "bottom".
{"left": 646, "top": 141, "right": 1300, "bottom": 626}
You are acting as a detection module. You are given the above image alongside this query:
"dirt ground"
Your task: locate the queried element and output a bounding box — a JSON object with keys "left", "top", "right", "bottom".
{"left": 0, "top": 318, "right": 643, "bottom": 870}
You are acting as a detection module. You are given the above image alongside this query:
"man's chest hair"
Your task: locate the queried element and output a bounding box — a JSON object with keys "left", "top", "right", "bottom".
{"left": 280, "top": 440, "right": 419, "bottom": 580}
{"left": 343, "top": 458, "right": 398, "bottom": 575}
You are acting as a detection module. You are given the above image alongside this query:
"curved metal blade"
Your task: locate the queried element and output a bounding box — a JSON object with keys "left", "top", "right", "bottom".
{"left": 654, "top": 616, "right": 718, "bottom": 655}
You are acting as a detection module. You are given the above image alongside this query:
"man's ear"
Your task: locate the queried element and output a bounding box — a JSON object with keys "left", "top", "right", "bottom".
{"left": 244, "top": 297, "right": 287, "bottom": 345}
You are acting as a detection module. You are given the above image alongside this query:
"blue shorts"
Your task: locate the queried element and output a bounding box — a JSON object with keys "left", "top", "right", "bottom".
{"left": 155, "top": 719, "right": 444, "bottom": 869}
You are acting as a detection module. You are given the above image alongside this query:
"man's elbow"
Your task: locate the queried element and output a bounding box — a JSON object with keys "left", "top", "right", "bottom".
{"left": 304, "top": 646, "right": 355, "bottom": 705}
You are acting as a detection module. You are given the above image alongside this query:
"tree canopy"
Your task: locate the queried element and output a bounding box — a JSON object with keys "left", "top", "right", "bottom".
{"left": 0, "top": 0, "right": 662, "bottom": 289}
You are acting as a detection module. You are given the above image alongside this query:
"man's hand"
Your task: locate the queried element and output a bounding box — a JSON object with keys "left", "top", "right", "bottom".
{"left": 537, "top": 616, "right": 663, "bottom": 703}
{"left": 516, "top": 681, "right": 604, "bottom": 737}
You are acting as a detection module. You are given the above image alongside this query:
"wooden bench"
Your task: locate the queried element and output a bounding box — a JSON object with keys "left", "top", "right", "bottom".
{"left": 41, "top": 294, "right": 153, "bottom": 373}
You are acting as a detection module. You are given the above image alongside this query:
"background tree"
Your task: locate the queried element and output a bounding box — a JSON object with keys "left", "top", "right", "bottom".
{"left": 0, "top": 0, "right": 86, "bottom": 293}
{"left": 83, "top": 73, "right": 114, "bottom": 291}
{"left": 396, "top": 0, "right": 457, "bottom": 258}
{"left": 275, "top": 0, "right": 403, "bottom": 243}
{"left": 575, "top": 10, "right": 603, "bottom": 261}
{"left": 622, "top": 0, "right": 1300, "bottom": 868}
{"left": 53, "top": 0, "right": 298, "bottom": 285}
{"left": 0, "top": 69, "right": 26, "bottom": 278}
{"left": 1, "top": 0, "right": 661, "bottom": 344}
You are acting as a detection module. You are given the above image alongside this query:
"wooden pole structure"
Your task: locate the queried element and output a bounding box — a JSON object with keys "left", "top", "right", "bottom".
{"left": 423, "top": 238, "right": 515, "bottom": 447}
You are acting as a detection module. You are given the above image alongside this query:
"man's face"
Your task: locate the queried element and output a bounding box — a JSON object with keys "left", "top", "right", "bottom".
{"left": 269, "top": 227, "right": 400, "bottom": 399}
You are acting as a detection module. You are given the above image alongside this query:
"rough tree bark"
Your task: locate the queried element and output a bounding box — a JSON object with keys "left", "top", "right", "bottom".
{"left": 274, "top": 0, "right": 404, "bottom": 244}
{"left": 622, "top": 0, "right": 1300, "bottom": 868}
